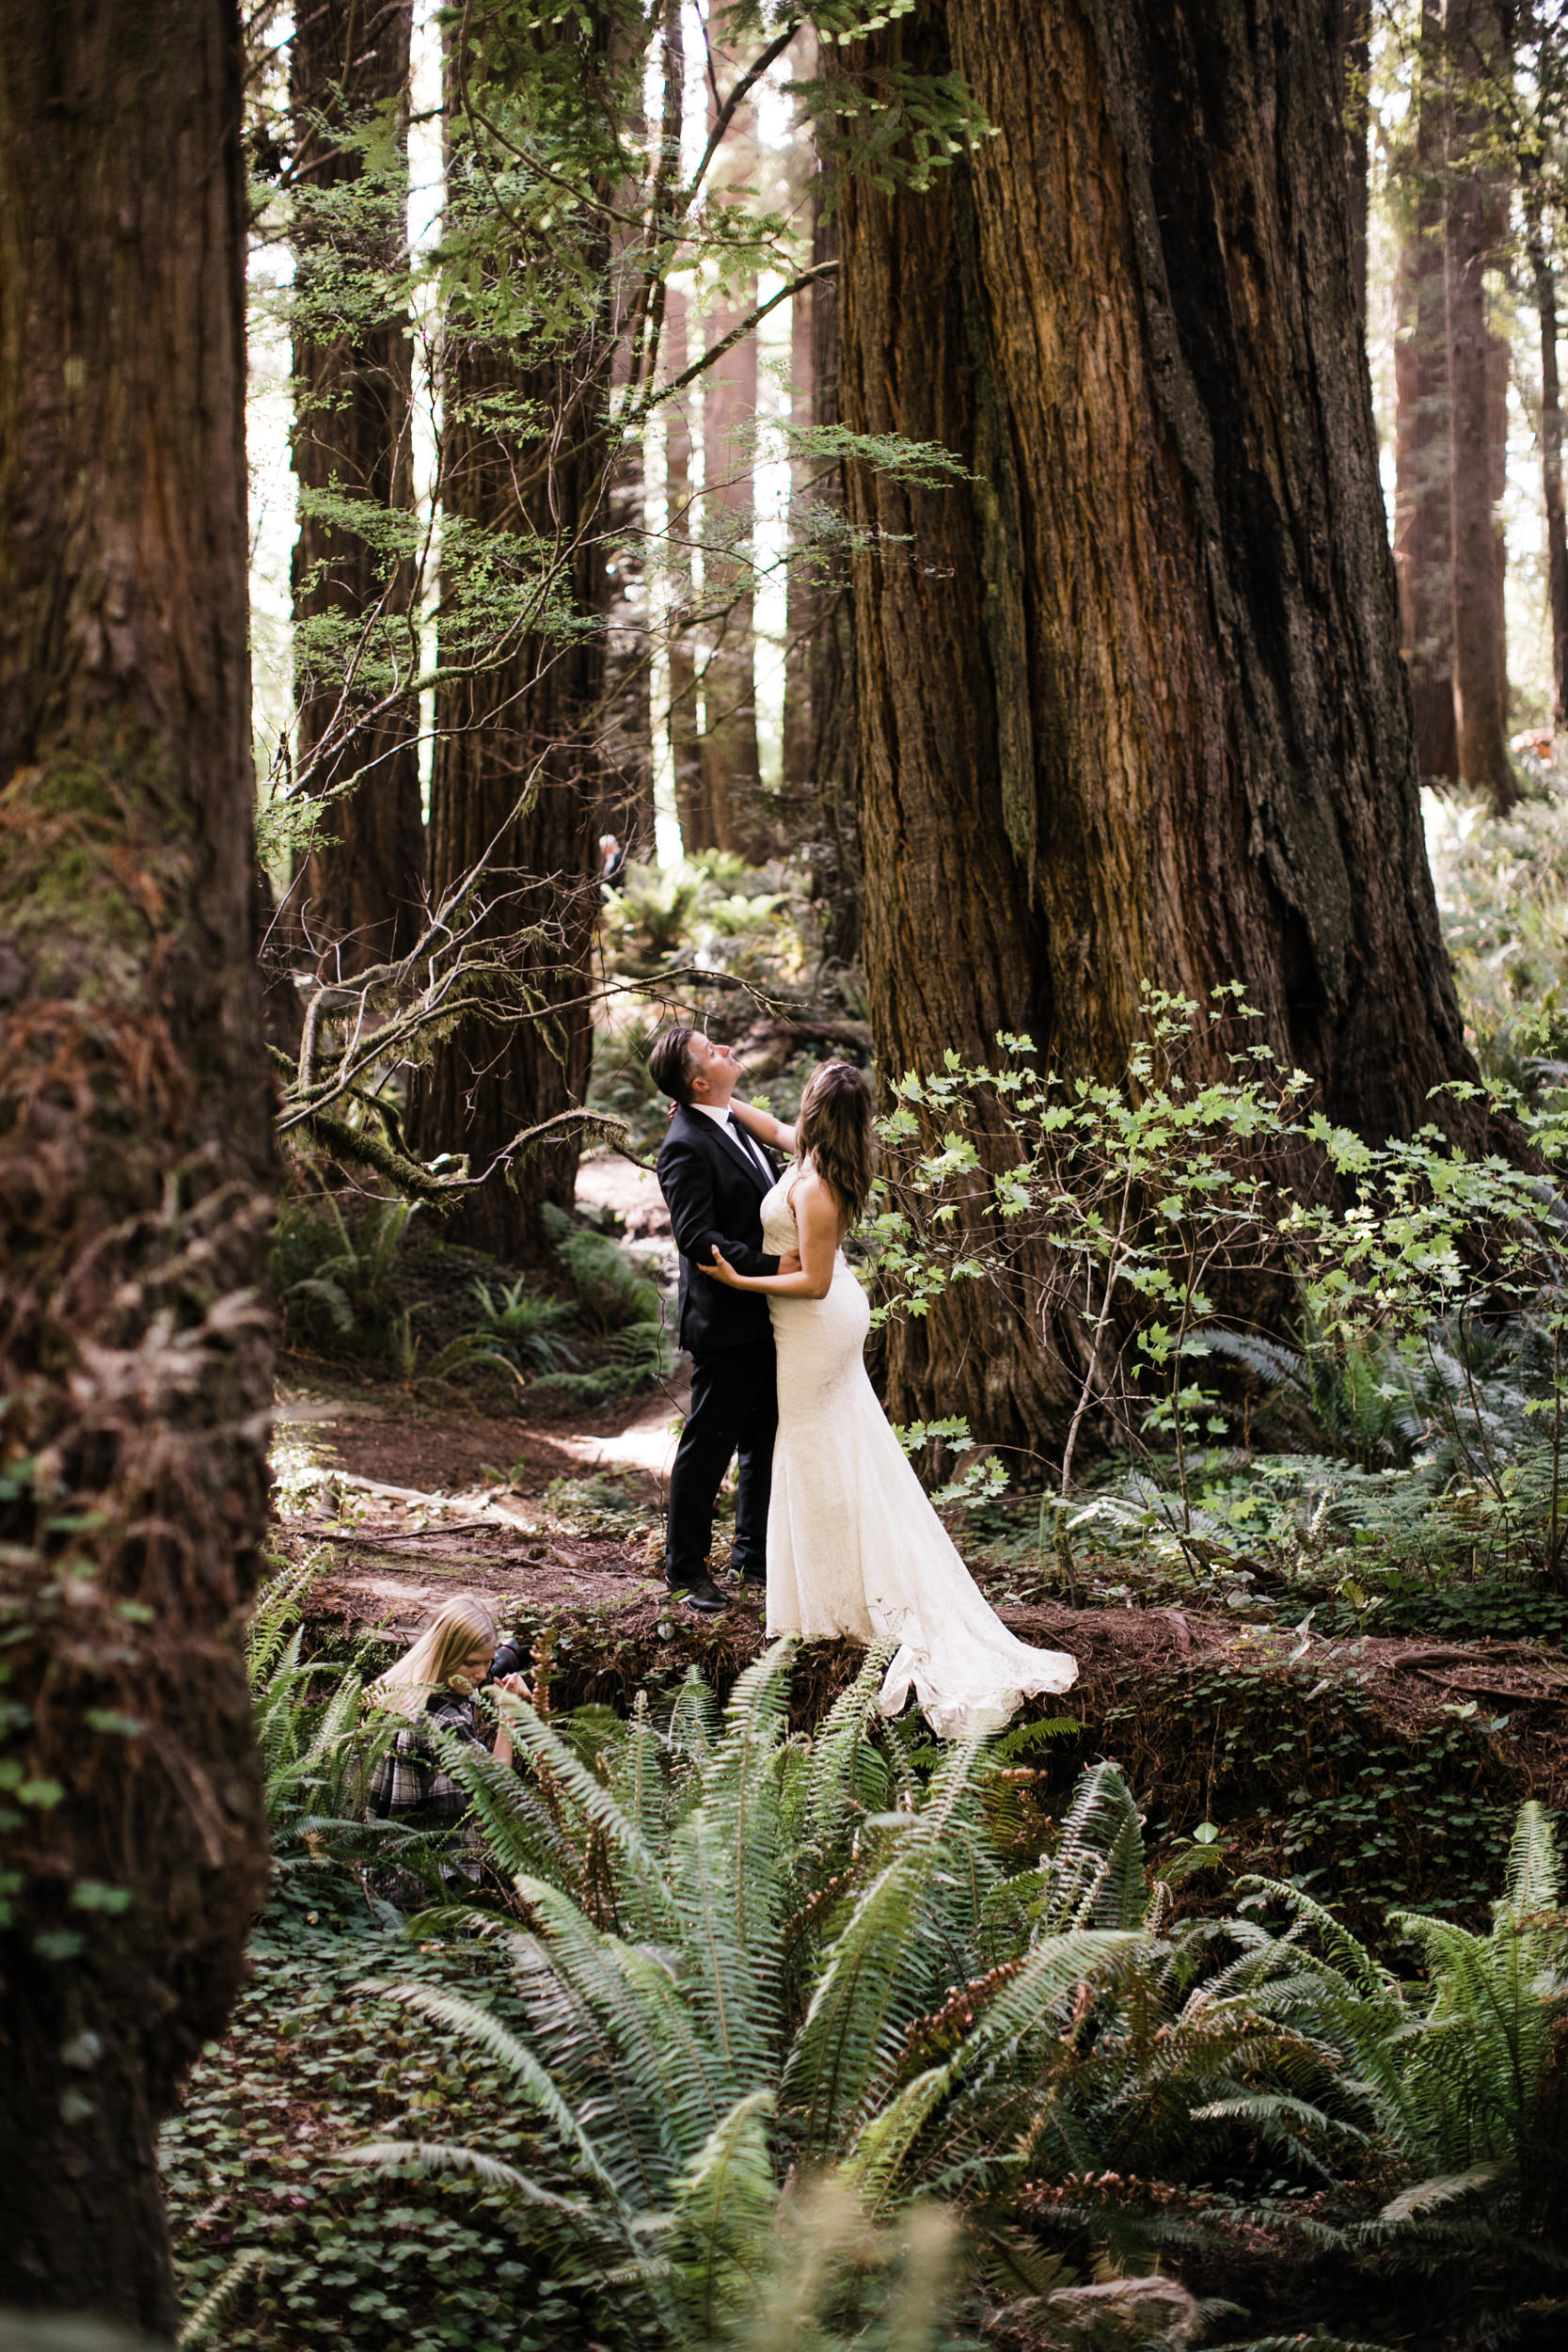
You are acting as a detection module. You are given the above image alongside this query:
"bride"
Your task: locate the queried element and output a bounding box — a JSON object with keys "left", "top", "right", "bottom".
{"left": 702, "top": 1060, "right": 1076, "bottom": 1739}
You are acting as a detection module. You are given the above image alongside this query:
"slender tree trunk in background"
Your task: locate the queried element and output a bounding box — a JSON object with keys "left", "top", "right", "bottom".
{"left": 1443, "top": 0, "right": 1516, "bottom": 812}
{"left": 1488, "top": 316, "right": 1512, "bottom": 737}
{"left": 0, "top": 1, "right": 273, "bottom": 2325}
{"left": 408, "top": 22, "right": 612, "bottom": 1263}
{"left": 604, "top": 446, "right": 655, "bottom": 851}
{"left": 805, "top": 192, "right": 863, "bottom": 967}
{"left": 783, "top": 208, "right": 816, "bottom": 806}
{"left": 600, "top": 57, "right": 654, "bottom": 858}
{"left": 604, "top": 326, "right": 654, "bottom": 853}
{"left": 664, "top": 286, "right": 706, "bottom": 854}
{"left": 690, "top": 51, "right": 764, "bottom": 860}
{"left": 1341, "top": 0, "right": 1371, "bottom": 325}
{"left": 1395, "top": 0, "right": 1459, "bottom": 780}
{"left": 781, "top": 32, "right": 819, "bottom": 852}
{"left": 290, "top": 0, "right": 425, "bottom": 968}
{"left": 1527, "top": 181, "right": 1568, "bottom": 734}
{"left": 841, "top": 0, "right": 1480, "bottom": 1445}
{"left": 696, "top": 278, "right": 763, "bottom": 856}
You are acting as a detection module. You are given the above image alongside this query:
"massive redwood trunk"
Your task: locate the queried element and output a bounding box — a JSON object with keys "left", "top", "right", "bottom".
{"left": 407, "top": 14, "right": 616, "bottom": 1262}
{"left": 840, "top": 0, "right": 1479, "bottom": 1443}
{"left": 290, "top": 0, "right": 425, "bottom": 966}
{"left": 1443, "top": 0, "right": 1516, "bottom": 813}
{"left": 0, "top": 0, "right": 274, "bottom": 2326}
{"left": 1394, "top": 0, "right": 1460, "bottom": 781}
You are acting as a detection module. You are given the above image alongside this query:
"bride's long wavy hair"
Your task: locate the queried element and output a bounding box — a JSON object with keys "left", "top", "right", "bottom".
{"left": 797, "top": 1060, "right": 876, "bottom": 1226}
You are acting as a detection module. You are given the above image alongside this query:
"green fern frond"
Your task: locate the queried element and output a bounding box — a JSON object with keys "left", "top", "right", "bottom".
{"left": 668, "top": 1668, "right": 721, "bottom": 1773}
{"left": 838, "top": 2063, "right": 955, "bottom": 2214}
{"left": 177, "top": 2245, "right": 267, "bottom": 2347}
{"left": 498, "top": 1692, "right": 675, "bottom": 1936}
{"left": 342, "top": 2134, "right": 614, "bottom": 2233}
{"left": 667, "top": 2090, "right": 779, "bottom": 2339}
{"left": 1240, "top": 1875, "right": 1394, "bottom": 1998}
{"left": 359, "top": 1977, "right": 619, "bottom": 2195}
{"left": 1045, "top": 1762, "right": 1148, "bottom": 1931}
{"left": 1380, "top": 2163, "right": 1503, "bottom": 2221}
{"left": 803, "top": 1643, "right": 898, "bottom": 1848}
{"left": 1502, "top": 1799, "right": 1562, "bottom": 1918}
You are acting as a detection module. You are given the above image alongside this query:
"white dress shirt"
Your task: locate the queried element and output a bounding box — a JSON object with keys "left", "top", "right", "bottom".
{"left": 694, "top": 1100, "right": 772, "bottom": 1183}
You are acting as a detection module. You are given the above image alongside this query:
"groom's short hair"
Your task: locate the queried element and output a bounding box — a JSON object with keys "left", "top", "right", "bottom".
{"left": 648, "top": 1025, "right": 697, "bottom": 1105}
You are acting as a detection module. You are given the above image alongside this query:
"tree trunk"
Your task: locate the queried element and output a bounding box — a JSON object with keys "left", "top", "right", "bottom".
{"left": 604, "top": 334, "right": 654, "bottom": 854}
{"left": 1394, "top": 0, "right": 1459, "bottom": 782}
{"left": 783, "top": 218, "right": 816, "bottom": 806}
{"left": 290, "top": 0, "right": 425, "bottom": 968}
{"left": 665, "top": 285, "right": 705, "bottom": 854}
{"left": 1341, "top": 0, "right": 1371, "bottom": 326}
{"left": 695, "top": 279, "right": 764, "bottom": 856}
{"left": 805, "top": 191, "right": 863, "bottom": 968}
{"left": 1527, "top": 179, "right": 1568, "bottom": 735}
{"left": 839, "top": 106, "right": 1066, "bottom": 1446}
{"left": 407, "top": 17, "right": 614, "bottom": 1263}
{"left": 1443, "top": 0, "right": 1516, "bottom": 813}
{"left": 840, "top": 0, "right": 1479, "bottom": 1444}
{"left": 0, "top": 1, "right": 274, "bottom": 2327}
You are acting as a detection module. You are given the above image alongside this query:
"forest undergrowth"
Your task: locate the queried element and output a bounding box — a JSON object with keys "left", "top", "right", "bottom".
{"left": 165, "top": 1579, "right": 1568, "bottom": 2352}
{"left": 211, "top": 793, "right": 1568, "bottom": 2351}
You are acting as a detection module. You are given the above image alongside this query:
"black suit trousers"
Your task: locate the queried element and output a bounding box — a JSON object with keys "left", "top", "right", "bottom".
{"left": 666, "top": 1337, "right": 777, "bottom": 1581}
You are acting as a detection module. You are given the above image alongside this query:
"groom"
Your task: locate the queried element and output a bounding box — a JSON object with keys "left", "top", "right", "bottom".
{"left": 649, "top": 1026, "right": 790, "bottom": 1612}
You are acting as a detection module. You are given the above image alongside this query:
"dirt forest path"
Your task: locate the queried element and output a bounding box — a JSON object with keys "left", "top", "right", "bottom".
{"left": 268, "top": 1155, "right": 1568, "bottom": 1931}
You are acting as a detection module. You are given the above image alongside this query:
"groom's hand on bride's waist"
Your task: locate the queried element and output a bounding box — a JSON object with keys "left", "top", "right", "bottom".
{"left": 779, "top": 1251, "right": 800, "bottom": 1274}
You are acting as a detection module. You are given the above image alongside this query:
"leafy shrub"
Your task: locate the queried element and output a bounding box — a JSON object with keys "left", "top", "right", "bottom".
{"left": 1428, "top": 784, "right": 1568, "bottom": 1093}
{"left": 877, "top": 988, "right": 1568, "bottom": 1588}
{"left": 602, "top": 866, "right": 703, "bottom": 974}
{"left": 467, "top": 1277, "right": 579, "bottom": 1375}
{"left": 540, "top": 1200, "right": 662, "bottom": 1331}
{"left": 273, "top": 1193, "right": 418, "bottom": 1356}
{"left": 1227, "top": 1804, "right": 1568, "bottom": 2333}
{"left": 542, "top": 1471, "right": 649, "bottom": 1536}
{"left": 586, "top": 1014, "right": 669, "bottom": 1155}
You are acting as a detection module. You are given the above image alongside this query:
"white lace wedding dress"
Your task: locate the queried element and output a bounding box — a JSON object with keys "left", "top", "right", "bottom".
{"left": 761, "top": 1170, "right": 1077, "bottom": 1738}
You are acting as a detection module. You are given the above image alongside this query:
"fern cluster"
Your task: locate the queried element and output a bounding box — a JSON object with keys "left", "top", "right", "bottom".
{"left": 243, "top": 1583, "right": 1568, "bottom": 2345}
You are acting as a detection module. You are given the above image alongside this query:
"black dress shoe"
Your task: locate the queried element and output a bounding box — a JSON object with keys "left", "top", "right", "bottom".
{"left": 665, "top": 1572, "right": 731, "bottom": 1613}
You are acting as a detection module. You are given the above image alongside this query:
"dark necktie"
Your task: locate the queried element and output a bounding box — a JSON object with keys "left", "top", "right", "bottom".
{"left": 727, "top": 1114, "right": 765, "bottom": 1178}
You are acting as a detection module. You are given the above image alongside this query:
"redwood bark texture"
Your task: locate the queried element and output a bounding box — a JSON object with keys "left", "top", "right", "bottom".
{"left": 1527, "top": 183, "right": 1568, "bottom": 734}
{"left": 407, "top": 21, "right": 611, "bottom": 1262}
{"left": 694, "top": 281, "right": 764, "bottom": 855}
{"left": 665, "top": 286, "right": 705, "bottom": 850}
{"left": 841, "top": 0, "right": 1478, "bottom": 1440}
{"left": 1443, "top": 0, "right": 1515, "bottom": 812}
{"left": 804, "top": 192, "right": 863, "bottom": 966}
{"left": 0, "top": 0, "right": 273, "bottom": 2327}
{"left": 291, "top": 0, "right": 426, "bottom": 966}
{"left": 1394, "top": 0, "right": 1459, "bottom": 781}
{"left": 1341, "top": 0, "right": 1371, "bottom": 324}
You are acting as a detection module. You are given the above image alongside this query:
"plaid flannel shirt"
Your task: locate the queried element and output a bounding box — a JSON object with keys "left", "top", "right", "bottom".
{"left": 366, "top": 1692, "right": 486, "bottom": 1825}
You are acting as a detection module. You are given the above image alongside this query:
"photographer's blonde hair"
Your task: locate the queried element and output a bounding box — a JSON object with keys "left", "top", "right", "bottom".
{"left": 366, "top": 1594, "right": 499, "bottom": 1722}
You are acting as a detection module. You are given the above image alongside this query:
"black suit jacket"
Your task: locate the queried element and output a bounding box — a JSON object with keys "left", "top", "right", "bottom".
{"left": 657, "top": 1104, "right": 780, "bottom": 1356}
